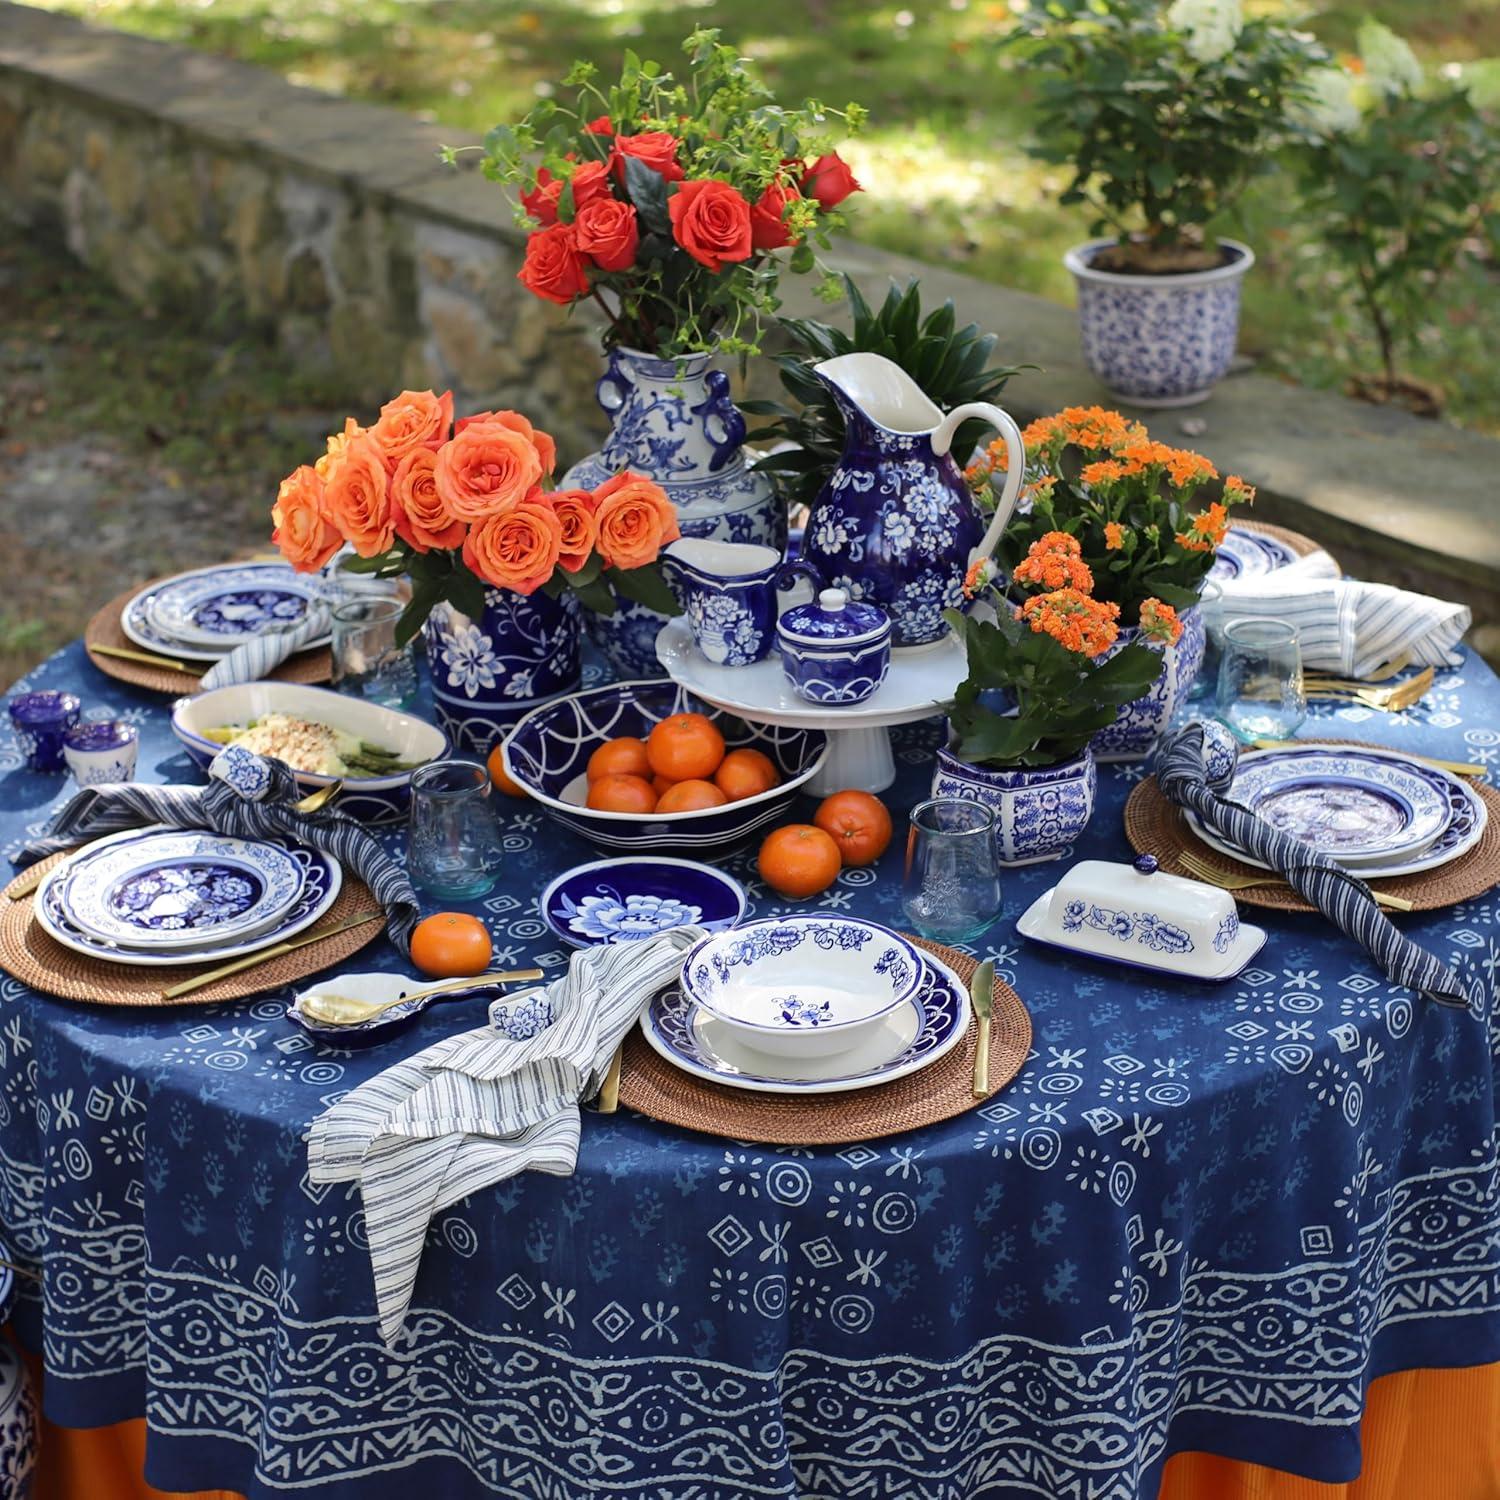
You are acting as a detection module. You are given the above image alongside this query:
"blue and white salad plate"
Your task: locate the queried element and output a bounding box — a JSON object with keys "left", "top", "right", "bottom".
{"left": 54, "top": 829, "right": 305, "bottom": 950}
{"left": 640, "top": 949, "right": 970, "bottom": 1094}
{"left": 540, "top": 857, "right": 746, "bottom": 948}
{"left": 36, "top": 830, "right": 341, "bottom": 967}
{"left": 1208, "top": 526, "right": 1300, "bottom": 584}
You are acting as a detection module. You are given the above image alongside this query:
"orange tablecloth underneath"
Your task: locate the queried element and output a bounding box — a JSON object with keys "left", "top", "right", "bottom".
{"left": 23, "top": 1353, "right": 1500, "bottom": 1500}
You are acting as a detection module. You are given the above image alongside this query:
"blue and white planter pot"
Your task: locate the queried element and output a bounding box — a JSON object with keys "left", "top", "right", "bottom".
{"left": 932, "top": 742, "right": 1097, "bottom": 866}
{"left": 562, "top": 347, "right": 786, "bottom": 679}
{"left": 1091, "top": 605, "right": 1206, "bottom": 763}
{"left": 1065, "top": 238, "right": 1255, "bottom": 409}
{"left": 423, "top": 586, "right": 581, "bottom": 754}
{"left": 776, "top": 587, "right": 892, "bottom": 706}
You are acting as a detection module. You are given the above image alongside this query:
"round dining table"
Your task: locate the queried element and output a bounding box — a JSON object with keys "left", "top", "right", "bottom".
{"left": 0, "top": 638, "right": 1496, "bottom": 1500}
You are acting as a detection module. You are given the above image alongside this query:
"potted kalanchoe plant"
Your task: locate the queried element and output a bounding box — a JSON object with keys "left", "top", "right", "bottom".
{"left": 465, "top": 29, "right": 865, "bottom": 675}
{"left": 936, "top": 532, "right": 1169, "bottom": 864}
{"left": 966, "top": 405, "right": 1254, "bottom": 759}
{"left": 1008, "top": 0, "right": 1324, "bottom": 406}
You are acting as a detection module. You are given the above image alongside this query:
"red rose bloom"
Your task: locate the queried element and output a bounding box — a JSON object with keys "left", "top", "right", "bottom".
{"left": 569, "top": 159, "right": 612, "bottom": 212}
{"left": 521, "top": 167, "right": 563, "bottom": 226}
{"left": 801, "top": 151, "right": 861, "bottom": 210}
{"left": 517, "top": 223, "right": 589, "bottom": 306}
{"left": 750, "top": 177, "right": 801, "bottom": 251}
{"left": 668, "top": 179, "right": 753, "bottom": 273}
{"left": 611, "top": 130, "right": 684, "bottom": 184}
{"left": 584, "top": 115, "right": 614, "bottom": 137}
{"left": 574, "top": 197, "right": 639, "bottom": 272}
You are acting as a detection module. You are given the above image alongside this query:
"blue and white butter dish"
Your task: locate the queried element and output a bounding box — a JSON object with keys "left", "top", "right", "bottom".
{"left": 1015, "top": 855, "right": 1267, "bottom": 982}
{"left": 541, "top": 857, "right": 746, "bottom": 948}
{"left": 776, "top": 588, "right": 892, "bottom": 706}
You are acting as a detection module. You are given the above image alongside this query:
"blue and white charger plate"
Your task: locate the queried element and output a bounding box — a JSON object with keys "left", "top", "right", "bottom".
{"left": 640, "top": 949, "right": 970, "bottom": 1095}
{"left": 35, "top": 834, "right": 341, "bottom": 967}
{"left": 540, "top": 857, "right": 747, "bottom": 948}
{"left": 1208, "top": 526, "right": 1299, "bottom": 584}
{"left": 53, "top": 829, "right": 306, "bottom": 950}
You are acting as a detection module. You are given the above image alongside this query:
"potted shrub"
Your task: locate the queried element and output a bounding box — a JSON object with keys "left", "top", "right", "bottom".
{"left": 1008, "top": 0, "right": 1324, "bottom": 407}
{"left": 967, "top": 406, "right": 1254, "bottom": 758}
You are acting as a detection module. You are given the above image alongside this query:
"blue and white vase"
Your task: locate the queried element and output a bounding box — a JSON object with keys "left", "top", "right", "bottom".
{"left": 1091, "top": 604, "right": 1206, "bottom": 763}
{"left": 562, "top": 347, "right": 785, "bottom": 678}
{"left": 932, "top": 742, "right": 1097, "bottom": 866}
{"left": 422, "top": 587, "right": 581, "bottom": 754}
{"left": 1064, "top": 238, "right": 1255, "bottom": 409}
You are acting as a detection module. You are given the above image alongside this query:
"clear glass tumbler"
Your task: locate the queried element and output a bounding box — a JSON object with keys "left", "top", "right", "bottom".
{"left": 1187, "top": 579, "right": 1225, "bottom": 702}
{"left": 331, "top": 597, "right": 417, "bottom": 710}
{"left": 406, "top": 761, "right": 504, "bottom": 900}
{"left": 901, "top": 798, "right": 1004, "bottom": 944}
{"left": 1215, "top": 617, "right": 1306, "bottom": 742}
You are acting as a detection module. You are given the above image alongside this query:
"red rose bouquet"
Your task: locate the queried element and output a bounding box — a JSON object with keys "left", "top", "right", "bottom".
{"left": 271, "top": 389, "right": 681, "bottom": 644}
{"left": 459, "top": 29, "right": 865, "bottom": 357}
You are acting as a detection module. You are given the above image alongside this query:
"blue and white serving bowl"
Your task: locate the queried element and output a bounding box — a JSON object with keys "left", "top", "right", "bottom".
{"left": 171, "top": 681, "right": 447, "bottom": 825}
{"left": 680, "top": 914, "right": 924, "bottom": 1061}
{"left": 541, "top": 857, "right": 746, "bottom": 948}
{"left": 776, "top": 587, "right": 892, "bottom": 706}
{"left": 502, "top": 681, "right": 827, "bottom": 855}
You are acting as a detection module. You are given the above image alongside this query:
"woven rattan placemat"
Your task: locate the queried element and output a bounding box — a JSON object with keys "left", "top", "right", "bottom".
{"left": 85, "top": 583, "right": 332, "bottom": 695}
{"left": 1235, "top": 518, "right": 1331, "bottom": 566}
{"left": 615, "top": 936, "right": 1031, "bottom": 1146}
{"left": 0, "top": 853, "right": 385, "bottom": 1006}
{"left": 1124, "top": 762, "right": 1500, "bottom": 913}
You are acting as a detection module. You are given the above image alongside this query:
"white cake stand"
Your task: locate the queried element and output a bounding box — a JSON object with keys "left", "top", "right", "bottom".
{"left": 655, "top": 618, "right": 964, "bottom": 795}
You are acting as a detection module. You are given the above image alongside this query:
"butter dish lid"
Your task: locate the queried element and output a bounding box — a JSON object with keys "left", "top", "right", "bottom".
{"left": 777, "top": 588, "right": 891, "bottom": 646}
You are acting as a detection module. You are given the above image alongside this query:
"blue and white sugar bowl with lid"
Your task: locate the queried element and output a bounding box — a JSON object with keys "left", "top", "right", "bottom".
{"left": 776, "top": 588, "right": 892, "bottom": 706}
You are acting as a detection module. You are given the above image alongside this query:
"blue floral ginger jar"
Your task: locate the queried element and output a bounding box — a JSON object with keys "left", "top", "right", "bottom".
{"left": 561, "top": 347, "right": 786, "bottom": 678}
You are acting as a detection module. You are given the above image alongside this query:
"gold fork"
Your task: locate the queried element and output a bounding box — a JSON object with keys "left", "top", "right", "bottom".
{"left": 1250, "top": 739, "right": 1487, "bottom": 779}
{"left": 1179, "top": 850, "right": 1413, "bottom": 912}
{"left": 1305, "top": 666, "right": 1434, "bottom": 713}
{"left": 1304, "top": 652, "right": 1412, "bottom": 688}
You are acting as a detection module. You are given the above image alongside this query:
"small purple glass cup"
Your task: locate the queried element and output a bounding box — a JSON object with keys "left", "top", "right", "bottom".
{"left": 63, "top": 718, "right": 139, "bottom": 788}
{"left": 8, "top": 691, "right": 82, "bottom": 773}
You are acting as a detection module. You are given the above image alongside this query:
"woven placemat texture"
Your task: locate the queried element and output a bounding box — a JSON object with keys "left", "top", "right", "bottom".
{"left": 616, "top": 936, "right": 1031, "bottom": 1146}
{"left": 1235, "top": 518, "right": 1331, "bottom": 566}
{"left": 1124, "top": 761, "right": 1499, "bottom": 913}
{"left": 1, "top": 852, "right": 384, "bottom": 1006}
{"left": 85, "top": 584, "right": 331, "bottom": 695}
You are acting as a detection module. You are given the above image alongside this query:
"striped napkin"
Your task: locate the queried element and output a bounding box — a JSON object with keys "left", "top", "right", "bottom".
{"left": 198, "top": 601, "right": 332, "bottom": 690}
{"left": 1216, "top": 551, "right": 1471, "bottom": 677}
{"left": 15, "top": 745, "right": 419, "bottom": 955}
{"left": 307, "top": 926, "right": 703, "bottom": 1345}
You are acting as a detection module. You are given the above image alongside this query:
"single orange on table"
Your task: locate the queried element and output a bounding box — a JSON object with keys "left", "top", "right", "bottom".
{"left": 757, "top": 824, "right": 842, "bottom": 899}
{"left": 714, "top": 747, "right": 780, "bottom": 801}
{"left": 814, "top": 789, "right": 893, "bottom": 867}
{"left": 586, "top": 773, "right": 658, "bottom": 813}
{"left": 410, "top": 912, "right": 493, "bottom": 977}
{"left": 646, "top": 712, "right": 725, "bottom": 783}
{"left": 657, "top": 778, "right": 728, "bottom": 813}
{"left": 485, "top": 742, "right": 527, "bottom": 798}
{"left": 587, "top": 735, "right": 652, "bottom": 782}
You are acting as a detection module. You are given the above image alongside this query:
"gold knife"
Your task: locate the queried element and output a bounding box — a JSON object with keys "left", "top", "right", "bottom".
{"left": 597, "top": 1044, "right": 625, "bottom": 1113}
{"left": 1251, "top": 739, "right": 1487, "bottom": 779}
{"left": 90, "top": 643, "right": 198, "bottom": 676}
{"left": 970, "top": 958, "right": 996, "bottom": 1099}
{"left": 160, "top": 911, "right": 385, "bottom": 999}
{"left": 7, "top": 866, "right": 49, "bottom": 901}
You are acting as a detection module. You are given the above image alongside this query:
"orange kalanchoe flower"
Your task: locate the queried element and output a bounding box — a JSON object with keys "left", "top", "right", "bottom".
{"left": 1175, "top": 501, "right": 1230, "bottom": 552}
{"left": 1057, "top": 406, "right": 1134, "bottom": 451}
{"left": 1164, "top": 449, "right": 1218, "bottom": 488}
{"left": 1013, "top": 531, "right": 1093, "bottom": 593}
{"left": 1139, "top": 597, "right": 1184, "bottom": 645}
{"left": 962, "top": 556, "right": 997, "bottom": 598}
{"left": 1080, "top": 459, "right": 1125, "bottom": 487}
{"left": 1017, "top": 589, "right": 1120, "bottom": 657}
{"left": 1104, "top": 521, "right": 1126, "bottom": 550}
{"left": 1223, "top": 474, "right": 1257, "bottom": 505}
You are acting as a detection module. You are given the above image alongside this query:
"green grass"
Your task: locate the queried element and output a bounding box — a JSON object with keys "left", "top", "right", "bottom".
{"left": 31, "top": 0, "right": 1500, "bottom": 431}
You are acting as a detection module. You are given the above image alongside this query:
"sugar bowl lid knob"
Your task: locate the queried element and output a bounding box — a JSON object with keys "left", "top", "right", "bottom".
{"left": 1133, "top": 854, "right": 1159, "bottom": 875}
{"left": 818, "top": 588, "right": 848, "bottom": 612}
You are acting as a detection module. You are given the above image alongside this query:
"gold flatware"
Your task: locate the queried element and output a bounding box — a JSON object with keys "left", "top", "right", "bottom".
{"left": 1250, "top": 739, "right": 1486, "bottom": 779}
{"left": 1304, "top": 652, "right": 1412, "bottom": 687}
{"left": 159, "top": 911, "right": 386, "bottom": 999}
{"left": 7, "top": 866, "right": 49, "bottom": 901}
{"left": 1304, "top": 666, "right": 1434, "bottom": 713}
{"left": 89, "top": 643, "right": 198, "bottom": 676}
{"left": 1179, "top": 851, "right": 1413, "bottom": 912}
{"left": 294, "top": 779, "right": 344, "bottom": 815}
{"left": 298, "top": 967, "right": 544, "bottom": 1026}
{"left": 597, "top": 1045, "right": 625, "bottom": 1113}
{"left": 970, "top": 958, "right": 996, "bottom": 1099}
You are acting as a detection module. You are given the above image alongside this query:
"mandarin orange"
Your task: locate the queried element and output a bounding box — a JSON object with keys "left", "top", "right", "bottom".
{"left": 586, "top": 773, "right": 658, "bottom": 813}
{"left": 757, "top": 824, "right": 842, "bottom": 899}
{"left": 656, "top": 778, "right": 729, "bottom": 813}
{"left": 587, "top": 735, "right": 652, "bottom": 782}
{"left": 410, "top": 912, "right": 493, "bottom": 978}
{"left": 813, "top": 789, "right": 893, "bottom": 867}
{"left": 486, "top": 742, "right": 528, "bottom": 798}
{"left": 713, "top": 747, "right": 779, "bottom": 801}
{"left": 646, "top": 712, "right": 725, "bottom": 782}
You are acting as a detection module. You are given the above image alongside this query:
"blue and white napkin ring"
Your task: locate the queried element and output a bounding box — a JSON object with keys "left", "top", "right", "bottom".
{"left": 209, "top": 744, "right": 275, "bottom": 801}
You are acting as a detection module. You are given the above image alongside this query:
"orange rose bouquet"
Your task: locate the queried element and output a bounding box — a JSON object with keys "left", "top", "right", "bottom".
{"left": 270, "top": 389, "right": 682, "bottom": 645}
{"left": 455, "top": 29, "right": 866, "bottom": 357}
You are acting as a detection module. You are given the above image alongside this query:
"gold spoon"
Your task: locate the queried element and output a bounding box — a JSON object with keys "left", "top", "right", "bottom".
{"left": 294, "top": 779, "right": 344, "bottom": 815}
{"left": 298, "top": 967, "right": 544, "bottom": 1027}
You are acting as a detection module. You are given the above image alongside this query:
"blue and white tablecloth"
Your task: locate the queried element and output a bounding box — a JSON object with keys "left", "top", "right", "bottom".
{"left": 0, "top": 642, "right": 1496, "bottom": 1500}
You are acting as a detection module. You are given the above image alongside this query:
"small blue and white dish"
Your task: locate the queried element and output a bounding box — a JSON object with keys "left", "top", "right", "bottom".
{"left": 63, "top": 719, "right": 139, "bottom": 788}
{"left": 680, "top": 913, "right": 923, "bottom": 1061}
{"left": 776, "top": 588, "right": 892, "bottom": 706}
{"left": 9, "top": 691, "right": 81, "bottom": 773}
{"left": 288, "top": 970, "right": 528, "bottom": 1045}
{"left": 541, "top": 857, "right": 746, "bottom": 948}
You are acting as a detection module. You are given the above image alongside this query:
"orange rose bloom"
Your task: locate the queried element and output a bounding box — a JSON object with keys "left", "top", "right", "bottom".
{"left": 369, "top": 388, "right": 453, "bottom": 473}
{"left": 548, "top": 488, "right": 600, "bottom": 573}
{"left": 315, "top": 417, "right": 364, "bottom": 480}
{"left": 434, "top": 423, "right": 544, "bottom": 524}
{"left": 323, "top": 432, "right": 395, "bottom": 557}
{"left": 391, "top": 448, "right": 465, "bottom": 553}
{"left": 271, "top": 465, "right": 342, "bottom": 573}
{"left": 462, "top": 496, "right": 563, "bottom": 595}
{"left": 454, "top": 410, "right": 557, "bottom": 478}
{"left": 592, "top": 471, "right": 680, "bottom": 570}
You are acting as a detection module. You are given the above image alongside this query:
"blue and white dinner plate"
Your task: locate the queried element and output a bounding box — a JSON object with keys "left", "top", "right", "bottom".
{"left": 147, "top": 565, "right": 325, "bottom": 649}
{"left": 1208, "top": 526, "right": 1300, "bottom": 584}
{"left": 640, "top": 949, "right": 970, "bottom": 1095}
{"left": 540, "top": 857, "right": 747, "bottom": 948}
{"left": 36, "top": 832, "right": 341, "bottom": 967}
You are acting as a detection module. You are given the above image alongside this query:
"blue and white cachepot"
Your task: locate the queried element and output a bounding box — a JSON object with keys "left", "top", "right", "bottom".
{"left": 422, "top": 586, "right": 581, "bottom": 754}
{"left": 562, "top": 347, "right": 786, "bottom": 678}
{"left": 1091, "top": 604, "right": 1206, "bottom": 763}
{"left": 777, "top": 588, "right": 892, "bottom": 705}
{"left": 932, "top": 741, "right": 1097, "bottom": 866}
{"left": 1065, "top": 238, "right": 1255, "bottom": 409}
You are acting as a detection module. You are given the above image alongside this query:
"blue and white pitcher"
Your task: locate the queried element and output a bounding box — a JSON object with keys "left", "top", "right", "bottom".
{"left": 799, "top": 353, "right": 1026, "bottom": 648}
